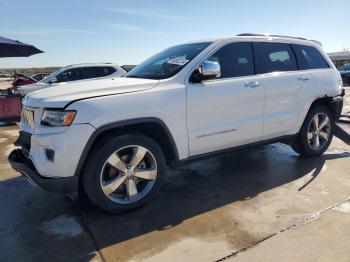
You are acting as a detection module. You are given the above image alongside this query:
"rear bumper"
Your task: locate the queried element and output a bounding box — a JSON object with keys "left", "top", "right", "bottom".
{"left": 331, "top": 90, "right": 345, "bottom": 120}
{"left": 8, "top": 149, "right": 78, "bottom": 193}
{"left": 341, "top": 74, "right": 350, "bottom": 86}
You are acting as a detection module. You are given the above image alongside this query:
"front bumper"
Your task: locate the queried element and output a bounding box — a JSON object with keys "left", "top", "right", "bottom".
{"left": 8, "top": 149, "right": 78, "bottom": 193}
{"left": 18, "top": 123, "right": 95, "bottom": 178}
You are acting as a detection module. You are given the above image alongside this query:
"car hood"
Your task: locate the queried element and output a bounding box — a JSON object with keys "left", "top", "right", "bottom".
{"left": 23, "top": 77, "right": 159, "bottom": 108}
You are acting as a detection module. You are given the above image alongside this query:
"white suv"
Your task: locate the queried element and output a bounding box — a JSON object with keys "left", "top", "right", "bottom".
{"left": 9, "top": 34, "right": 344, "bottom": 213}
{"left": 17, "top": 63, "right": 127, "bottom": 95}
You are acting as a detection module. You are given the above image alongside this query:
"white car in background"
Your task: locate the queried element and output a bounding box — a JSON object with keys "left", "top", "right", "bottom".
{"left": 18, "top": 63, "right": 127, "bottom": 95}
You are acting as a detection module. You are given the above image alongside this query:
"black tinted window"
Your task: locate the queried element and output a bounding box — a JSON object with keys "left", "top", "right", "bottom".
{"left": 258, "top": 43, "right": 297, "bottom": 73}
{"left": 57, "top": 68, "right": 84, "bottom": 82}
{"left": 293, "top": 45, "right": 329, "bottom": 70}
{"left": 83, "top": 67, "right": 108, "bottom": 79}
{"left": 208, "top": 42, "right": 254, "bottom": 78}
{"left": 105, "top": 67, "right": 117, "bottom": 75}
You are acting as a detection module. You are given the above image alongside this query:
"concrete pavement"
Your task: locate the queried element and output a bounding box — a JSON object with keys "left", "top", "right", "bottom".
{"left": 226, "top": 201, "right": 350, "bottom": 262}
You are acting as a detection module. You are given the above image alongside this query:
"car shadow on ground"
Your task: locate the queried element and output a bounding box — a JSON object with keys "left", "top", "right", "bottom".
{"left": 76, "top": 144, "right": 350, "bottom": 259}
{"left": 1, "top": 140, "right": 349, "bottom": 261}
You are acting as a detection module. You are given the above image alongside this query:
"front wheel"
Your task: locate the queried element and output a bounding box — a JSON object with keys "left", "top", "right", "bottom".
{"left": 292, "top": 105, "right": 334, "bottom": 157}
{"left": 83, "top": 134, "right": 166, "bottom": 213}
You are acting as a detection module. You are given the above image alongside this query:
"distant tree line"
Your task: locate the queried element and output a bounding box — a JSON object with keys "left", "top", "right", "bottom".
{"left": 0, "top": 65, "right": 137, "bottom": 76}
{"left": 0, "top": 67, "right": 60, "bottom": 76}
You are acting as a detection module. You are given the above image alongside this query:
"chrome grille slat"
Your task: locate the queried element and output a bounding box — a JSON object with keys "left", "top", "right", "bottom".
{"left": 22, "top": 107, "right": 35, "bottom": 129}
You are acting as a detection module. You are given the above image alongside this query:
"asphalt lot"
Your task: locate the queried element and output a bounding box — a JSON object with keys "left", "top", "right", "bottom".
{"left": 0, "top": 89, "right": 350, "bottom": 262}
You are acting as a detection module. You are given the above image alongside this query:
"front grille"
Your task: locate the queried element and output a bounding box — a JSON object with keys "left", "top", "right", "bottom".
{"left": 22, "top": 107, "right": 35, "bottom": 129}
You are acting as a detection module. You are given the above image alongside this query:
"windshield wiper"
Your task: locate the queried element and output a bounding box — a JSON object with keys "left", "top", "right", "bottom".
{"left": 125, "top": 75, "right": 161, "bottom": 80}
{"left": 124, "top": 75, "right": 142, "bottom": 79}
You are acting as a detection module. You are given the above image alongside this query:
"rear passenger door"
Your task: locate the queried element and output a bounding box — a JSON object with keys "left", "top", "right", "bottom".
{"left": 255, "top": 42, "right": 313, "bottom": 140}
{"left": 292, "top": 44, "right": 335, "bottom": 96}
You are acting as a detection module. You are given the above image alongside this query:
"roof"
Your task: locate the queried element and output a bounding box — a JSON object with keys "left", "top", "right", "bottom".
{"left": 327, "top": 51, "right": 350, "bottom": 61}
{"left": 63, "top": 63, "right": 120, "bottom": 68}
{"left": 184, "top": 33, "right": 322, "bottom": 47}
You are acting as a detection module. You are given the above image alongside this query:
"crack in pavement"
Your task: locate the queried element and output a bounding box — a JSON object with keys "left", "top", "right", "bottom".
{"left": 214, "top": 198, "right": 350, "bottom": 262}
{"left": 74, "top": 198, "right": 350, "bottom": 262}
{"left": 77, "top": 210, "right": 106, "bottom": 262}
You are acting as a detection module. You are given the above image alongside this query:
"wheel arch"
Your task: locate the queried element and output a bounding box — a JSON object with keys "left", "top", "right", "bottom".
{"left": 297, "top": 95, "right": 343, "bottom": 134}
{"left": 308, "top": 96, "right": 342, "bottom": 120}
{"left": 74, "top": 117, "right": 179, "bottom": 178}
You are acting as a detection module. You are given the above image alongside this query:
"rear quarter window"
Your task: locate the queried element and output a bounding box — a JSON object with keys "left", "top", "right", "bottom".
{"left": 256, "top": 42, "right": 297, "bottom": 74}
{"left": 292, "top": 44, "right": 330, "bottom": 70}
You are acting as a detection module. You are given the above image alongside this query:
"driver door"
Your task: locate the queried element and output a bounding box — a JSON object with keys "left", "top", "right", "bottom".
{"left": 186, "top": 42, "right": 265, "bottom": 156}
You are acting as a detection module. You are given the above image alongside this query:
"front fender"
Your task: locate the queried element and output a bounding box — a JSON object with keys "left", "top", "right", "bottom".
{"left": 72, "top": 117, "right": 180, "bottom": 177}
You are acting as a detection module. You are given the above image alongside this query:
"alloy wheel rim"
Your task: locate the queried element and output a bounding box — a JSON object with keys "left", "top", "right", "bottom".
{"left": 100, "top": 145, "right": 157, "bottom": 204}
{"left": 307, "top": 113, "right": 331, "bottom": 151}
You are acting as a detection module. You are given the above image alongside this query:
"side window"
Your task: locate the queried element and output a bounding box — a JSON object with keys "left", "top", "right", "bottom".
{"left": 258, "top": 43, "right": 297, "bottom": 73}
{"left": 56, "top": 68, "right": 83, "bottom": 82}
{"left": 83, "top": 67, "right": 107, "bottom": 79}
{"left": 292, "top": 44, "right": 329, "bottom": 70}
{"left": 105, "top": 67, "right": 117, "bottom": 76}
{"left": 207, "top": 42, "right": 254, "bottom": 78}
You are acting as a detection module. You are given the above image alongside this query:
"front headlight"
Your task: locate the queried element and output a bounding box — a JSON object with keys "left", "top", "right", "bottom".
{"left": 41, "top": 109, "right": 76, "bottom": 127}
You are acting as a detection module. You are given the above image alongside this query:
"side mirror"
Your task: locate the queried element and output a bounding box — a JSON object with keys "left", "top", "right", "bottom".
{"left": 191, "top": 61, "right": 221, "bottom": 83}
{"left": 48, "top": 77, "right": 58, "bottom": 84}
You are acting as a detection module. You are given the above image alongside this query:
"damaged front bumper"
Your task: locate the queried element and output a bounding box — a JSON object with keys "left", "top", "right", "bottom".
{"left": 8, "top": 149, "right": 78, "bottom": 193}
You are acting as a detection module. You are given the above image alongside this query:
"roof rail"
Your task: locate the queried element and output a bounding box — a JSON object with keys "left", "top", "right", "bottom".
{"left": 236, "top": 33, "right": 307, "bottom": 41}
{"left": 236, "top": 33, "right": 322, "bottom": 45}
{"left": 236, "top": 33, "right": 267, "bottom": 37}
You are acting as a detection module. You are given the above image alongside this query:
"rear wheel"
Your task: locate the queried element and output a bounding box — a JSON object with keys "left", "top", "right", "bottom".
{"left": 83, "top": 134, "right": 166, "bottom": 213}
{"left": 292, "top": 105, "right": 334, "bottom": 157}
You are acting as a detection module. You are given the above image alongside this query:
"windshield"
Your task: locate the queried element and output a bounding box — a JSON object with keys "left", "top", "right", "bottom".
{"left": 339, "top": 64, "right": 350, "bottom": 71}
{"left": 125, "top": 42, "right": 212, "bottom": 80}
{"left": 39, "top": 67, "right": 67, "bottom": 83}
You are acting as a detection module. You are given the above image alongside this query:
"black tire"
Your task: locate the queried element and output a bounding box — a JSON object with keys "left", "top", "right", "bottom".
{"left": 292, "top": 105, "right": 334, "bottom": 157}
{"left": 83, "top": 134, "right": 166, "bottom": 214}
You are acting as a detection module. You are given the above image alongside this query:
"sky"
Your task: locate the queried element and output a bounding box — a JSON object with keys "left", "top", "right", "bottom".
{"left": 0, "top": 0, "right": 349, "bottom": 68}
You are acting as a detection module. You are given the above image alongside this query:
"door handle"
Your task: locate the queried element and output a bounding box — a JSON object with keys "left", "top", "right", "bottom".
{"left": 245, "top": 81, "right": 260, "bottom": 88}
{"left": 298, "top": 76, "right": 309, "bottom": 81}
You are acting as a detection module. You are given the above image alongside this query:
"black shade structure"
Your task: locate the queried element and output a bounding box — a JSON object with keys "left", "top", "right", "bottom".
{"left": 0, "top": 36, "right": 43, "bottom": 58}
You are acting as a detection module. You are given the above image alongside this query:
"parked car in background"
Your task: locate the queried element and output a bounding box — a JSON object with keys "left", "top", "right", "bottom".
{"left": 0, "top": 74, "right": 11, "bottom": 78}
{"left": 11, "top": 73, "right": 36, "bottom": 88}
{"left": 30, "top": 73, "right": 50, "bottom": 81}
{"left": 16, "top": 63, "right": 127, "bottom": 95}
{"left": 0, "top": 93, "right": 22, "bottom": 121}
{"left": 338, "top": 63, "right": 350, "bottom": 86}
{"left": 9, "top": 34, "right": 344, "bottom": 213}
